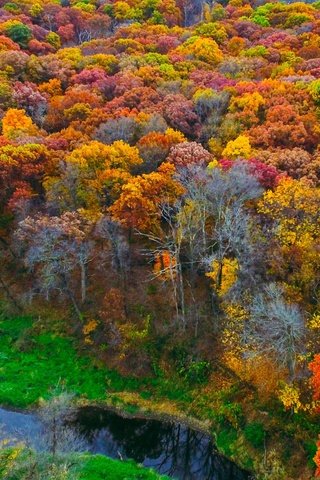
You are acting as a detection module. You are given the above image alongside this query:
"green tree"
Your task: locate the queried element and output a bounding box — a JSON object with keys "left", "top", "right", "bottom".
{"left": 5, "top": 22, "right": 32, "bottom": 47}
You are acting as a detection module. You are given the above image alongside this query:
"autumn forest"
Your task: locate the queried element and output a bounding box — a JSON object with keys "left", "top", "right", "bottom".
{"left": 1, "top": 0, "right": 320, "bottom": 478}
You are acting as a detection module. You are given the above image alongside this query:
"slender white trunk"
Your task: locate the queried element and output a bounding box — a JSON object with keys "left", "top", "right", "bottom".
{"left": 80, "top": 261, "right": 86, "bottom": 303}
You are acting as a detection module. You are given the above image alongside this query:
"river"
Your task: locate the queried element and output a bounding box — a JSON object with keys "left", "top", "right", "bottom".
{"left": 0, "top": 406, "right": 252, "bottom": 480}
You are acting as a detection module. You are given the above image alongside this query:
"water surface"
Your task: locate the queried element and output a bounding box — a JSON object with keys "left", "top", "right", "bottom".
{"left": 0, "top": 406, "right": 252, "bottom": 480}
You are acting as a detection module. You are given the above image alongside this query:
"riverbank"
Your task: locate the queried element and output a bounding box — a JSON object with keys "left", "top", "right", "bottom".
{"left": 0, "top": 312, "right": 318, "bottom": 479}
{"left": 0, "top": 446, "right": 170, "bottom": 480}
{"left": 0, "top": 405, "right": 250, "bottom": 479}
{"left": 0, "top": 313, "right": 256, "bottom": 474}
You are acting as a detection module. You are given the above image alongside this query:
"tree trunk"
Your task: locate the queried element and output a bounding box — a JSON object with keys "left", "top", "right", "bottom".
{"left": 216, "top": 259, "right": 223, "bottom": 291}
{"left": 61, "top": 274, "right": 83, "bottom": 323}
{"left": 80, "top": 261, "right": 86, "bottom": 303}
{"left": 69, "top": 290, "right": 82, "bottom": 322}
{"left": 177, "top": 262, "right": 186, "bottom": 330}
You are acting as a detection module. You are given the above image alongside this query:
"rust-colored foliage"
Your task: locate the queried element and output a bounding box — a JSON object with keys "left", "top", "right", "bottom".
{"left": 0, "top": 3, "right": 320, "bottom": 477}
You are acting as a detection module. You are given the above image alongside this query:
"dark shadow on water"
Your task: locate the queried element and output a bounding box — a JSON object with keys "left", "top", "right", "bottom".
{"left": 77, "top": 407, "right": 252, "bottom": 480}
{"left": 0, "top": 407, "right": 252, "bottom": 479}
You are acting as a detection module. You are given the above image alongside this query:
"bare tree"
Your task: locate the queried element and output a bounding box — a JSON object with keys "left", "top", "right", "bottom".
{"left": 75, "top": 240, "right": 95, "bottom": 304}
{"left": 244, "top": 284, "right": 305, "bottom": 381}
{"left": 95, "top": 216, "right": 130, "bottom": 291}
{"left": 177, "top": 161, "right": 263, "bottom": 257}
{"left": 15, "top": 212, "right": 95, "bottom": 318}
{"left": 177, "top": 162, "right": 264, "bottom": 326}
{"left": 37, "top": 391, "right": 87, "bottom": 457}
{"left": 139, "top": 203, "right": 186, "bottom": 329}
{"left": 78, "top": 30, "right": 92, "bottom": 44}
{"left": 95, "top": 117, "right": 138, "bottom": 145}
{"left": 139, "top": 162, "right": 265, "bottom": 333}
{"left": 1, "top": 391, "right": 85, "bottom": 480}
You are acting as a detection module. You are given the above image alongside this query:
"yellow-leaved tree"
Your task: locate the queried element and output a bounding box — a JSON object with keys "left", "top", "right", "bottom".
{"left": 206, "top": 258, "right": 239, "bottom": 296}
{"left": 222, "top": 135, "right": 252, "bottom": 159}
{"left": 257, "top": 177, "right": 320, "bottom": 304}
{"left": 2, "top": 108, "right": 39, "bottom": 139}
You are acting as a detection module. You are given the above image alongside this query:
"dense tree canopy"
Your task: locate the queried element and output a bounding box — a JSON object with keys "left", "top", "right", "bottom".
{"left": 1, "top": 1, "right": 320, "bottom": 478}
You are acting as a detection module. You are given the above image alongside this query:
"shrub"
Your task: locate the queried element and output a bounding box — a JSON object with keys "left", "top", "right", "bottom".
{"left": 216, "top": 427, "right": 238, "bottom": 457}
{"left": 303, "top": 441, "right": 317, "bottom": 467}
{"left": 217, "top": 402, "right": 244, "bottom": 429}
{"left": 244, "top": 422, "right": 265, "bottom": 449}
{"left": 180, "top": 360, "right": 211, "bottom": 384}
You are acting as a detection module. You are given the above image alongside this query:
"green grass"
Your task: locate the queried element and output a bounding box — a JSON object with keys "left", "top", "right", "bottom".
{"left": 77, "top": 454, "right": 169, "bottom": 480}
{"left": 0, "top": 314, "right": 172, "bottom": 479}
{"left": 0, "top": 315, "right": 138, "bottom": 408}
{"left": 0, "top": 314, "right": 190, "bottom": 409}
{"left": 0, "top": 448, "right": 169, "bottom": 480}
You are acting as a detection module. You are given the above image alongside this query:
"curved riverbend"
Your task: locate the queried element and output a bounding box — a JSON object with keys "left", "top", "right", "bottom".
{"left": 0, "top": 406, "right": 252, "bottom": 480}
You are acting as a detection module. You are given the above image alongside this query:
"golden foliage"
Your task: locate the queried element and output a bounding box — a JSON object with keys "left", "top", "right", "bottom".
{"left": 278, "top": 383, "right": 302, "bottom": 413}
{"left": 206, "top": 258, "right": 239, "bottom": 295}
{"left": 222, "top": 135, "right": 252, "bottom": 160}
{"left": 83, "top": 319, "right": 99, "bottom": 344}
{"left": 2, "top": 108, "right": 39, "bottom": 139}
{"left": 258, "top": 177, "right": 320, "bottom": 246}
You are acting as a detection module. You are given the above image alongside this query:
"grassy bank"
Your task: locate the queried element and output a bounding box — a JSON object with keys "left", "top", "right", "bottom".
{"left": 0, "top": 313, "right": 318, "bottom": 479}
{"left": 0, "top": 314, "right": 192, "bottom": 410}
{"left": 77, "top": 455, "right": 170, "bottom": 479}
{"left": 0, "top": 314, "right": 174, "bottom": 479}
{"left": 0, "top": 448, "right": 169, "bottom": 480}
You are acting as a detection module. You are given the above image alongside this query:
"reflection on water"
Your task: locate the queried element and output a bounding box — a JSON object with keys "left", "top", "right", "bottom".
{"left": 77, "top": 407, "right": 251, "bottom": 480}
{"left": 0, "top": 408, "right": 41, "bottom": 445}
{"left": 0, "top": 407, "right": 252, "bottom": 479}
